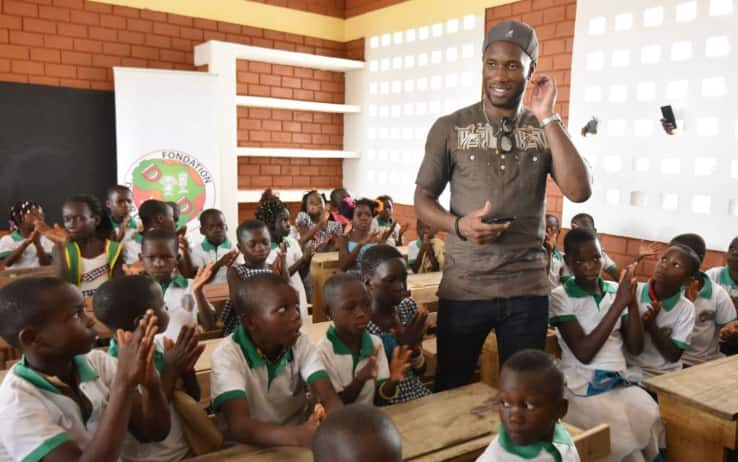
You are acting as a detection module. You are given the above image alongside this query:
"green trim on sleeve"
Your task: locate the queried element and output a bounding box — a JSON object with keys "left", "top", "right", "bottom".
{"left": 307, "top": 370, "right": 329, "bottom": 385}
{"left": 672, "top": 339, "right": 689, "bottom": 351}
{"left": 212, "top": 390, "right": 247, "bottom": 411}
{"left": 549, "top": 314, "right": 577, "bottom": 325}
{"left": 0, "top": 251, "right": 11, "bottom": 259}
{"left": 22, "top": 432, "right": 71, "bottom": 462}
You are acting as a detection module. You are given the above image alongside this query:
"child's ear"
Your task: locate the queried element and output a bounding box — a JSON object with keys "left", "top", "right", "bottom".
{"left": 18, "top": 327, "right": 39, "bottom": 351}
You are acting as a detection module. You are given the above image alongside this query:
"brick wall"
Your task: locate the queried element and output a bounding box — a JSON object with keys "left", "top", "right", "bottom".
{"left": 250, "top": 0, "right": 345, "bottom": 18}
{"left": 345, "top": 0, "right": 408, "bottom": 18}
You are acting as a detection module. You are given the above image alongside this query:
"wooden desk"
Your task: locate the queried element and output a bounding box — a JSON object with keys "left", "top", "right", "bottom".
{"left": 186, "top": 382, "right": 609, "bottom": 462}
{"left": 479, "top": 329, "right": 560, "bottom": 389}
{"left": 0, "top": 266, "right": 56, "bottom": 288}
{"left": 644, "top": 355, "right": 738, "bottom": 462}
{"left": 407, "top": 271, "right": 442, "bottom": 305}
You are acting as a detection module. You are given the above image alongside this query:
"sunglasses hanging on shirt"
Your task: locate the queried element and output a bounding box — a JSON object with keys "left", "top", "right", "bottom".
{"left": 481, "top": 102, "right": 516, "bottom": 155}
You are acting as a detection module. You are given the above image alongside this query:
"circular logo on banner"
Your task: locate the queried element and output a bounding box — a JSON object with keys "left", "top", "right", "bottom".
{"left": 124, "top": 150, "right": 216, "bottom": 229}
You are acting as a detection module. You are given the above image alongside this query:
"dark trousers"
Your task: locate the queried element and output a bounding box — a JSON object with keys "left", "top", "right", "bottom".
{"left": 434, "top": 296, "right": 549, "bottom": 392}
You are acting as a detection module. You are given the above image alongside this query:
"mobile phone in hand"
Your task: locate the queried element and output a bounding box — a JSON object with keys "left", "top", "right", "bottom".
{"left": 482, "top": 215, "right": 516, "bottom": 225}
{"left": 660, "top": 105, "right": 677, "bottom": 129}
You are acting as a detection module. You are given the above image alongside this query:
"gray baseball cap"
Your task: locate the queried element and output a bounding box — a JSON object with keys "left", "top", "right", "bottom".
{"left": 482, "top": 20, "right": 538, "bottom": 61}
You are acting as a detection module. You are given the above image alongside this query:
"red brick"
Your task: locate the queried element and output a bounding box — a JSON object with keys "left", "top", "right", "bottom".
{"left": 43, "top": 34, "right": 72, "bottom": 49}
{"left": 259, "top": 73, "right": 280, "bottom": 86}
{"left": 555, "top": 21, "right": 575, "bottom": 37}
{"left": 0, "top": 58, "right": 10, "bottom": 72}
{"left": 52, "top": 0, "right": 84, "bottom": 9}
{"left": 127, "top": 18, "right": 153, "bottom": 33}
{"left": 170, "top": 37, "right": 191, "bottom": 52}
{"left": 73, "top": 37, "right": 102, "bottom": 53}
{"left": 131, "top": 45, "right": 158, "bottom": 60}
{"left": 152, "top": 22, "right": 179, "bottom": 37}
{"left": 90, "top": 80, "right": 113, "bottom": 90}
{"left": 140, "top": 9, "right": 167, "bottom": 22}
{"left": 248, "top": 84, "right": 270, "bottom": 97}
{"left": 45, "top": 62, "right": 75, "bottom": 78}
{"left": 542, "top": 38, "right": 566, "bottom": 55}
{"left": 113, "top": 5, "right": 139, "bottom": 18}
{"left": 147, "top": 60, "right": 173, "bottom": 69}
{"left": 512, "top": 0, "right": 532, "bottom": 14}
{"left": 102, "top": 42, "right": 129, "bottom": 57}
{"left": 91, "top": 54, "right": 120, "bottom": 67}
{"left": 27, "top": 75, "right": 58, "bottom": 85}
{"left": 271, "top": 131, "right": 292, "bottom": 143}
{"left": 313, "top": 70, "right": 334, "bottom": 81}
{"left": 293, "top": 112, "right": 312, "bottom": 122}
{"left": 0, "top": 15, "right": 23, "bottom": 30}
{"left": 77, "top": 65, "right": 105, "bottom": 80}
{"left": 100, "top": 14, "right": 126, "bottom": 29}
{"left": 12, "top": 59, "right": 44, "bottom": 75}
{"left": 552, "top": 54, "right": 570, "bottom": 70}
{"left": 217, "top": 21, "right": 240, "bottom": 34}
{"left": 292, "top": 89, "right": 314, "bottom": 100}
{"left": 116, "top": 30, "right": 145, "bottom": 45}
{"left": 61, "top": 49, "right": 90, "bottom": 65}
{"left": 271, "top": 64, "right": 292, "bottom": 76}
{"left": 180, "top": 27, "right": 202, "bottom": 41}
{"left": 70, "top": 9, "right": 98, "bottom": 26}
{"left": 145, "top": 33, "right": 170, "bottom": 48}
{"left": 261, "top": 120, "right": 281, "bottom": 131}
{"left": 60, "top": 78, "right": 89, "bottom": 88}
{"left": 293, "top": 67, "right": 312, "bottom": 79}
{"left": 121, "top": 57, "right": 146, "bottom": 67}
{"left": 237, "top": 71, "right": 259, "bottom": 84}
{"left": 282, "top": 76, "right": 301, "bottom": 89}
{"left": 249, "top": 107, "right": 271, "bottom": 118}
{"left": 270, "top": 86, "right": 292, "bottom": 98}
{"left": 167, "top": 13, "right": 192, "bottom": 27}
{"left": 84, "top": 2, "right": 112, "bottom": 14}
{"left": 193, "top": 18, "right": 217, "bottom": 31}
{"left": 58, "top": 22, "right": 87, "bottom": 38}
{"left": 5, "top": 1, "right": 39, "bottom": 17}
{"left": 249, "top": 131, "right": 270, "bottom": 142}
{"left": 248, "top": 61, "right": 271, "bottom": 73}
{"left": 532, "top": 0, "right": 556, "bottom": 10}
{"left": 159, "top": 49, "right": 185, "bottom": 63}
{"left": 10, "top": 30, "right": 43, "bottom": 46}
{"left": 239, "top": 119, "right": 261, "bottom": 130}
{"left": 31, "top": 48, "right": 61, "bottom": 64}
{"left": 274, "top": 41, "right": 296, "bottom": 52}
{"left": 260, "top": 164, "right": 281, "bottom": 175}
{"left": 38, "top": 5, "right": 69, "bottom": 21}
{"left": 88, "top": 26, "right": 116, "bottom": 41}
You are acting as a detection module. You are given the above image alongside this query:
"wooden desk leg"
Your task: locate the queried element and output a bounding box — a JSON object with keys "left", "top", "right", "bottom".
{"left": 310, "top": 264, "right": 331, "bottom": 323}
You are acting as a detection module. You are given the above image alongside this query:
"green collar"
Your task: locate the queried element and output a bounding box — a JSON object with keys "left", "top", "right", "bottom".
{"left": 497, "top": 423, "right": 571, "bottom": 462}
{"left": 270, "top": 240, "right": 290, "bottom": 250}
{"left": 698, "top": 272, "right": 713, "bottom": 299}
{"left": 641, "top": 281, "right": 683, "bottom": 311}
{"left": 416, "top": 238, "right": 423, "bottom": 248}
{"left": 201, "top": 237, "right": 232, "bottom": 252}
{"left": 326, "top": 325, "right": 375, "bottom": 372}
{"left": 552, "top": 246, "right": 563, "bottom": 260}
{"left": 110, "top": 215, "right": 138, "bottom": 230}
{"left": 564, "top": 278, "right": 616, "bottom": 308}
{"left": 10, "top": 230, "right": 26, "bottom": 242}
{"left": 134, "top": 232, "right": 144, "bottom": 244}
{"left": 376, "top": 217, "right": 393, "bottom": 227}
{"left": 157, "top": 273, "right": 188, "bottom": 294}
{"left": 233, "top": 325, "right": 294, "bottom": 387}
{"left": 14, "top": 355, "right": 98, "bottom": 394}
{"left": 719, "top": 267, "right": 738, "bottom": 288}
{"left": 108, "top": 338, "right": 165, "bottom": 373}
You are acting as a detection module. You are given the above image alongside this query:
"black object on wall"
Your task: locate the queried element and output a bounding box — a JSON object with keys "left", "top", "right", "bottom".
{"left": 0, "top": 82, "right": 116, "bottom": 230}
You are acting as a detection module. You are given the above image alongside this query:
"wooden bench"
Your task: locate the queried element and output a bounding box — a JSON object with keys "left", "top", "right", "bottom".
{"left": 644, "top": 355, "right": 738, "bottom": 462}
{"left": 185, "top": 382, "right": 609, "bottom": 462}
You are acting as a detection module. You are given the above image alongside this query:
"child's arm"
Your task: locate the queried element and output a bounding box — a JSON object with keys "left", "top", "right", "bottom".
{"left": 298, "top": 211, "right": 330, "bottom": 246}
{"left": 642, "top": 301, "right": 684, "bottom": 363}
{"left": 192, "top": 263, "right": 217, "bottom": 330}
{"left": 337, "top": 345, "right": 380, "bottom": 404}
{"left": 32, "top": 230, "right": 53, "bottom": 266}
{"left": 214, "top": 249, "right": 240, "bottom": 274}
{"left": 113, "top": 216, "right": 131, "bottom": 242}
{"left": 177, "top": 231, "right": 196, "bottom": 278}
{"left": 337, "top": 233, "right": 379, "bottom": 271}
{"left": 161, "top": 324, "right": 205, "bottom": 400}
{"left": 221, "top": 399, "right": 317, "bottom": 447}
{"left": 620, "top": 294, "right": 645, "bottom": 356}
{"left": 309, "top": 376, "right": 343, "bottom": 413}
{"left": 0, "top": 233, "right": 34, "bottom": 267}
{"left": 52, "top": 243, "right": 69, "bottom": 280}
{"left": 110, "top": 249, "right": 125, "bottom": 278}
{"left": 375, "top": 346, "right": 412, "bottom": 405}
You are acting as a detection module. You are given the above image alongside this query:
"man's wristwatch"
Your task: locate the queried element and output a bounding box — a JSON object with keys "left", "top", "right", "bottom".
{"left": 540, "top": 113, "right": 562, "bottom": 128}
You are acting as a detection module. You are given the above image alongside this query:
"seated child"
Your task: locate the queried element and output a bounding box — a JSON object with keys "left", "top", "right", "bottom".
{"left": 476, "top": 349, "right": 580, "bottom": 462}
{"left": 140, "top": 229, "right": 215, "bottom": 341}
{"left": 313, "top": 403, "right": 402, "bottom": 462}
{"left": 337, "top": 198, "right": 381, "bottom": 272}
{"left": 624, "top": 244, "right": 699, "bottom": 377}
{"left": 0, "top": 200, "right": 54, "bottom": 269}
{"left": 93, "top": 275, "right": 209, "bottom": 462}
{"left": 210, "top": 272, "right": 342, "bottom": 447}
{"left": 296, "top": 190, "right": 343, "bottom": 251}
{"left": 670, "top": 234, "right": 737, "bottom": 366}
{"left": 706, "top": 236, "right": 738, "bottom": 303}
{"left": 408, "top": 219, "right": 445, "bottom": 274}
{"left": 220, "top": 219, "right": 277, "bottom": 335}
{"left": 0, "top": 277, "right": 170, "bottom": 461}
{"left": 361, "top": 245, "right": 431, "bottom": 403}
{"left": 123, "top": 199, "right": 176, "bottom": 265}
{"left": 317, "top": 273, "right": 411, "bottom": 405}
{"left": 544, "top": 214, "right": 564, "bottom": 288}
{"left": 256, "top": 190, "right": 312, "bottom": 321}
{"left": 550, "top": 228, "right": 661, "bottom": 462}
{"left": 370, "top": 195, "right": 408, "bottom": 247}
{"left": 54, "top": 195, "right": 124, "bottom": 297}
{"left": 329, "top": 188, "right": 352, "bottom": 227}
{"left": 189, "top": 209, "right": 240, "bottom": 285}
{"left": 569, "top": 213, "right": 619, "bottom": 281}
{"left": 106, "top": 185, "right": 138, "bottom": 244}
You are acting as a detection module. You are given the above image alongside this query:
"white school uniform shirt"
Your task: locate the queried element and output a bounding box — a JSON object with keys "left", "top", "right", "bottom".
{"left": 624, "top": 282, "right": 696, "bottom": 376}
{"left": 0, "top": 231, "right": 54, "bottom": 269}
{"left": 682, "top": 273, "right": 736, "bottom": 366}
{"left": 548, "top": 247, "right": 564, "bottom": 288}
{"left": 706, "top": 266, "right": 738, "bottom": 299}
{"left": 123, "top": 233, "right": 143, "bottom": 265}
{"left": 210, "top": 326, "right": 328, "bottom": 424}
{"left": 79, "top": 253, "right": 111, "bottom": 298}
{"left": 266, "top": 236, "right": 308, "bottom": 321}
{"left": 370, "top": 217, "right": 401, "bottom": 246}
{"left": 0, "top": 350, "right": 120, "bottom": 462}
{"left": 316, "top": 325, "right": 389, "bottom": 405}
{"left": 549, "top": 278, "right": 626, "bottom": 390}
{"left": 190, "top": 237, "right": 242, "bottom": 284}
{"left": 156, "top": 274, "right": 208, "bottom": 341}
{"left": 561, "top": 249, "right": 616, "bottom": 281}
{"left": 476, "top": 424, "right": 581, "bottom": 462}
{"left": 111, "top": 216, "right": 139, "bottom": 244}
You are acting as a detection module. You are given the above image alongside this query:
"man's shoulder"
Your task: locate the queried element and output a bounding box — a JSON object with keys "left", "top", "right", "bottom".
{"left": 432, "top": 101, "right": 482, "bottom": 127}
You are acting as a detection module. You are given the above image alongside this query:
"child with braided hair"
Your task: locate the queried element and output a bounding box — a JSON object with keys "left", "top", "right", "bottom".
{"left": 0, "top": 200, "right": 54, "bottom": 269}
{"left": 256, "top": 190, "right": 313, "bottom": 321}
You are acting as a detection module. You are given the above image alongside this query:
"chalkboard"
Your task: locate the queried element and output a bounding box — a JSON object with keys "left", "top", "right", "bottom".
{"left": 0, "top": 82, "right": 116, "bottom": 230}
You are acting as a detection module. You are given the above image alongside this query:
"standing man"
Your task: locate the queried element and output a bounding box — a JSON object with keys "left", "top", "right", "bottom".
{"left": 415, "top": 20, "right": 591, "bottom": 391}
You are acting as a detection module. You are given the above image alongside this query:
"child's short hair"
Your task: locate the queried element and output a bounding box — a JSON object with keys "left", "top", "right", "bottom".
{"left": 199, "top": 208, "right": 224, "bottom": 225}
{"left": 141, "top": 228, "right": 178, "bottom": 250}
{"left": 138, "top": 199, "right": 171, "bottom": 229}
{"left": 545, "top": 214, "right": 560, "bottom": 226}
{"left": 65, "top": 194, "right": 114, "bottom": 239}
{"left": 236, "top": 219, "right": 268, "bottom": 240}
{"left": 106, "top": 184, "right": 130, "bottom": 199}
{"left": 563, "top": 227, "right": 598, "bottom": 256}
{"left": 313, "top": 403, "right": 402, "bottom": 462}
{"left": 670, "top": 233, "right": 706, "bottom": 263}
{"left": 166, "top": 201, "right": 180, "bottom": 223}
{"left": 232, "top": 272, "right": 291, "bottom": 317}
{"left": 571, "top": 212, "right": 595, "bottom": 229}
{"left": 502, "top": 349, "right": 565, "bottom": 399}
{"left": 360, "top": 244, "right": 403, "bottom": 276}
{"left": 0, "top": 277, "right": 68, "bottom": 348}
{"left": 346, "top": 198, "right": 378, "bottom": 220}
{"left": 93, "top": 275, "right": 157, "bottom": 331}
{"left": 324, "top": 272, "right": 364, "bottom": 310}
{"left": 300, "top": 189, "right": 327, "bottom": 213}
{"left": 255, "top": 189, "right": 288, "bottom": 229}
{"left": 330, "top": 188, "right": 348, "bottom": 206}
{"left": 668, "top": 244, "right": 702, "bottom": 278}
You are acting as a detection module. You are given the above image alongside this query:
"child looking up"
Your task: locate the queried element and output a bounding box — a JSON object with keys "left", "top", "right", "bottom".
{"left": 0, "top": 200, "right": 53, "bottom": 269}
{"left": 569, "top": 213, "right": 619, "bottom": 281}
{"left": 550, "top": 228, "right": 661, "bottom": 462}
{"left": 337, "top": 198, "right": 381, "bottom": 272}
{"left": 210, "top": 272, "right": 342, "bottom": 447}
{"left": 706, "top": 236, "right": 738, "bottom": 305}
{"left": 407, "top": 219, "right": 444, "bottom": 274}
{"left": 219, "top": 219, "right": 277, "bottom": 336}
{"left": 625, "top": 245, "right": 699, "bottom": 376}
{"left": 106, "top": 185, "right": 138, "bottom": 244}
{"left": 370, "top": 195, "right": 408, "bottom": 247}
{"left": 0, "top": 277, "right": 171, "bottom": 461}
{"left": 362, "top": 245, "right": 431, "bottom": 404}
{"left": 476, "top": 350, "right": 580, "bottom": 462}
{"left": 256, "top": 190, "right": 312, "bottom": 321}
{"left": 55, "top": 195, "right": 124, "bottom": 297}
{"left": 93, "top": 275, "right": 208, "bottom": 462}
{"left": 670, "top": 234, "right": 737, "bottom": 365}
{"left": 318, "top": 273, "right": 411, "bottom": 405}
{"left": 296, "top": 190, "right": 343, "bottom": 251}
{"left": 139, "top": 229, "right": 215, "bottom": 340}
{"left": 544, "top": 214, "right": 564, "bottom": 288}
{"left": 190, "top": 209, "right": 240, "bottom": 285}
{"left": 313, "top": 404, "right": 402, "bottom": 462}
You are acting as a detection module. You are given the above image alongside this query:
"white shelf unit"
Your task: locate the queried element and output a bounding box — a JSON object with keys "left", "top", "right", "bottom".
{"left": 193, "top": 40, "right": 365, "bottom": 229}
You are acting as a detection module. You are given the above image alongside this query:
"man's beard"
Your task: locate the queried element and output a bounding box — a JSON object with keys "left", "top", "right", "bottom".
{"left": 485, "top": 83, "right": 526, "bottom": 110}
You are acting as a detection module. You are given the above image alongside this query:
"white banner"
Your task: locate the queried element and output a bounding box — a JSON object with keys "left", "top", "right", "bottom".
{"left": 113, "top": 67, "right": 220, "bottom": 235}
